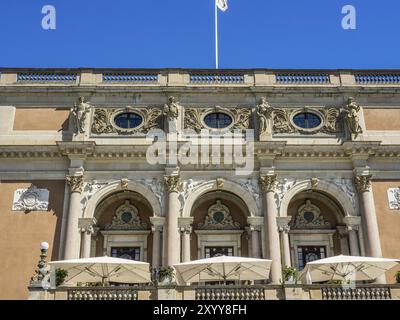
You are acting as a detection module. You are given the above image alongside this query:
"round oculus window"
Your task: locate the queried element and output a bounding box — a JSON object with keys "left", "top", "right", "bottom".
{"left": 114, "top": 112, "right": 143, "bottom": 129}
{"left": 303, "top": 211, "right": 315, "bottom": 223}
{"left": 121, "top": 212, "right": 133, "bottom": 224}
{"left": 204, "top": 112, "right": 233, "bottom": 129}
{"left": 292, "top": 112, "right": 322, "bottom": 129}
{"left": 213, "top": 211, "right": 225, "bottom": 223}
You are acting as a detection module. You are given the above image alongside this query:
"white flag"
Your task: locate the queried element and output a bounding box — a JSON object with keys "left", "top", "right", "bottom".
{"left": 216, "top": 0, "right": 228, "bottom": 12}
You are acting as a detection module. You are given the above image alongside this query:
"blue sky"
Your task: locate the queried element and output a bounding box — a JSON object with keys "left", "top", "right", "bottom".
{"left": 0, "top": 0, "right": 399, "bottom": 69}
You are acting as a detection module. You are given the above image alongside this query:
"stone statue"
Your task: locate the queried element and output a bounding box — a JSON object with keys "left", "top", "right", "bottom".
{"left": 72, "top": 97, "right": 91, "bottom": 134}
{"left": 256, "top": 97, "right": 273, "bottom": 136}
{"left": 344, "top": 97, "right": 363, "bottom": 136}
{"left": 164, "top": 96, "right": 180, "bottom": 121}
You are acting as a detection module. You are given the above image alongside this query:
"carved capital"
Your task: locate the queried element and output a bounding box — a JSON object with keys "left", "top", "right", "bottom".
{"left": 79, "top": 218, "right": 97, "bottom": 235}
{"left": 259, "top": 174, "right": 278, "bottom": 192}
{"left": 354, "top": 175, "right": 372, "bottom": 193}
{"left": 164, "top": 175, "right": 182, "bottom": 193}
{"left": 66, "top": 175, "right": 84, "bottom": 193}
{"left": 276, "top": 216, "right": 292, "bottom": 233}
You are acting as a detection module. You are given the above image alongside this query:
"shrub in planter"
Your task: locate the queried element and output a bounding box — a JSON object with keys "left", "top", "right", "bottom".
{"left": 157, "top": 267, "right": 175, "bottom": 285}
{"left": 282, "top": 266, "right": 299, "bottom": 284}
{"left": 55, "top": 268, "right": 68, "bottom": 286}
{"left": 396, "top": 271, "right": 400, "bottom": 284}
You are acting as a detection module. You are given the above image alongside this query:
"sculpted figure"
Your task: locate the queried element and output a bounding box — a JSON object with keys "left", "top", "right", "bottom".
{"left": 163, "top": 96, "right": 180, "bottom": 121}
{"left": 256, "top": 97, "right": 273, "bottom": 135}
{"left": 72, "top": 97, "right": 91, "bottom": 134}
{"left": 344, "top": 97, "right": 363, "bottom": 135}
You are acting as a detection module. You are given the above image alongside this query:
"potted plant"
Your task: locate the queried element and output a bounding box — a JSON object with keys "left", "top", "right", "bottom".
{"left": 157, "top": 267, "right": 175, "bottom": 286}
{"left": 55, "top": 268, "right": 68, "bottom": 287}
{"left": 396, "top": 271, "right": 400, "bottom": 284}
{"left": 282, "top": 266, "right": 299, "bottom": 284}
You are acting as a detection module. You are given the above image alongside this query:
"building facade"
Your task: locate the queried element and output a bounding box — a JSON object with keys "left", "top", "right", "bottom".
{"left": 1, "top": 68, "right": 400, "bottom": 299}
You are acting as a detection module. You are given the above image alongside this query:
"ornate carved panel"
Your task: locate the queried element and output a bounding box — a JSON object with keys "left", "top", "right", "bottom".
{"left": 91, "top": 107, "right": 162, "bottom": 135}
{"left": 105, "top": 200, "right": 147, "bottom": 230}
{"left": 198, "top": 200, "right": 240, "bottom": 230}
{"left": 184, "top": 106, "right": 251, "bottom": 133}
{"left": 291, "top": 200, "right": 331, "bottom": 229}
{"left": 12, "top": 185, "right": 49, "bottom": 211}
{"left": 271, "top": 107, "right": 342, "bottom": 135}
{"left": 387, "top": 188, "right": 400, "bottom": 210}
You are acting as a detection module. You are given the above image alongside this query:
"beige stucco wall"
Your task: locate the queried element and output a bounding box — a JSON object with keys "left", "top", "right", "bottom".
{"left": 13, "top": 108, "right": 69, "bottom": 131}
{"left": 364, "top": 109, "right": 400, "bottom": 131}
{"left": 0, "top": 181, "right": 65, "bottom": 300}
{"left": 372, "top": 181, "right": 400, "bottom": 283}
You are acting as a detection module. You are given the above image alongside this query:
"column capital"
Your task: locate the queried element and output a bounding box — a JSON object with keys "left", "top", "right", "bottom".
{"left": 79, "top": 218, "right": 97, "bottom": 234}
{"left": 66, "top": 175, "right": 84, "bottom": 193}
{"left": 343, "top": 216, "right": 361, "bottom": 231}
{"left": 354, "top": 174, "right": 372, "bottom": 193}
{"left": 164, "top": 175, "right": 182, "bottom": 193}
{"left": 247, "top": 216, "right": 264, "bottom": 231}
{"left": 150, "top": 216, "right": 165, "bottom": 232}
{"left": 178, "top": 217, "right": 194, "bottom": 234}
{"left": 276, "top": 216, "right": 292, "bottom": 233}
{"left": 259, "top": 174, "right": 278, "bottom": 192}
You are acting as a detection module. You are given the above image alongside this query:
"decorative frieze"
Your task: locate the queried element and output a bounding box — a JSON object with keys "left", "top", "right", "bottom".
{"left": 105, "top": 200, "right": 147, "bottom": 230}
{"left": 354, "top": 175, "right": 372, "bottom": 193}
{"left": 12, "top": 185, "right": 49, "bottom": 211}
{"left": 66, "top": 175, "right": 84, "bottom": 193}
{"left": 198, "top": 200, "right": 240, "bottom": 230}
{"left": 387, "top": 188, "right": 400, "bottom": 210}
{"left": 91, "top": 107, "right": 162, "bottom": 135}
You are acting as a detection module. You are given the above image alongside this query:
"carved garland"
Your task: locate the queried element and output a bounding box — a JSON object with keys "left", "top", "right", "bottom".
{"left": 91, "top": 107, "right": 162, "bottom": 135}
{"left": 184, "top": 107, "right": 251, "bottom": 133}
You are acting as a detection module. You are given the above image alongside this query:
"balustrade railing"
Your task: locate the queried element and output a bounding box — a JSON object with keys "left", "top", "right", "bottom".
{"left": 276, "top": 73, "right": 331, "bottom": 84}
{"left": 195, "top": 287, "right": 265, "bottom": 300}
{"left": 67, "top": 287, "right": 139, "bottom": 300}
{"left": 321, "top": 286, "right": 391, "bottom": 300}
{"left": 354, "top": 73, "right": 400, "bottom": 85}
{"left": 17, "top": 72, "right": 77, "bottom": 83}
{"left": 102, "top": 72, "right": 158, "bottom": 83}
{"left": 190, "top": 73, "right": 245, "bottom": 84}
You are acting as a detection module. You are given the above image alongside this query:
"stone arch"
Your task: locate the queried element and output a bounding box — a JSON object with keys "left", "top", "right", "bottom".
{"left": 279, "top": 179, "right": 357, "bottom": 219}
{"left": 182, "top": 179, "right": 259, "bottom": 218}
{"left": 84, "top": 180, "right": 162, "bottom": 219}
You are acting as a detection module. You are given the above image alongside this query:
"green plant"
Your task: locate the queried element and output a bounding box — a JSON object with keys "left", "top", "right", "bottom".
{"left": 157, "top": 267, "right": 175, "bottom": 284}
{"left": 396, "top": 271, "right": 400, "bottom": 284}
{"left": 327, "top": 279, "right": 343, "bottom": 285}
{"left": 282, "top": 266, "right": 299, "bottom": 284}
{"left": 55, "top": 268, "right": 68, "bottom": 286}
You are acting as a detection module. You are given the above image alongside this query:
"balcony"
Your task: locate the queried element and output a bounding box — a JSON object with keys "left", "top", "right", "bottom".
{"left": 32, "top": 284, "right": 400, "bottom": 300}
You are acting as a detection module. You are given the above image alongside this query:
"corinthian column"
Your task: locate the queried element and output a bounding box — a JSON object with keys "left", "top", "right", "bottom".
{"left": 259, "top": 174, "right": 282, "bottom": 284}
{"left": 64, "top": 175, "right": 84, "bottom": 260}
{"left": 277, "top": 217, "right": 292, "bottom": 268}
{"left": 164, "top": 174, "right": 182, "bottom": 267}
{"left": 354, "top": 174, "right": 385, "bottom": 283}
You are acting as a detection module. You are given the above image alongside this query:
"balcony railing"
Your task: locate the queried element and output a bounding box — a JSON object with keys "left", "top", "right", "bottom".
{"left": 321, "top": 286, "right": 392, "bottom": 300}
{"left": 195, "top": 286, "right": 265, "bottom": 300}
{"left": 67, "top": 287, "right": 139, "bottom": 300}
{"left": 190, "top": 73, "right": 245, "bottom": 84}
{"left": 354, "top": 73, "right": 400, "bottom": 85}
{"left": 17, "top": 72, "right": 77, "bottom": 83}
{"left": 276, "top": 73, "right": 331, "bottom": 84}
{"left": 102, "top": 72, "right": 158, "bottom": 83}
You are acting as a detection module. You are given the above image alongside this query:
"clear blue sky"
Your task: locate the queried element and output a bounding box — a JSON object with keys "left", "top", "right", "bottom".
{"left": 0, "top": 0, "right": 399, "bottom": 69}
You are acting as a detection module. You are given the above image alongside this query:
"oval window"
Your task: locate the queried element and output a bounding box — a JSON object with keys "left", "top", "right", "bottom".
{"left": 204, "top": 112, "right": 233, "bottom": 129}
{"left": 293, "top": 112, "right": 321, "bottom": 129}
{"left": 114, "top": 112, "right": 143, "bottom": 129}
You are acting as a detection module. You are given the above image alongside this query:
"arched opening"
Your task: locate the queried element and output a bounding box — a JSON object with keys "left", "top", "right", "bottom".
{"left": 92, "top": 191, "right": 154, "bottom": 264}
{"left": 190, "top": 191, "right": 252, "bottom": 260}
{"left": 286, "top": 190, "right": 350, "bottom": 270}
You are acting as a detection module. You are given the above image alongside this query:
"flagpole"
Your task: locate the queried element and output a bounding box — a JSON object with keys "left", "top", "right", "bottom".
{"left": 215, "top": 0, "right": 219, "bottom": 69}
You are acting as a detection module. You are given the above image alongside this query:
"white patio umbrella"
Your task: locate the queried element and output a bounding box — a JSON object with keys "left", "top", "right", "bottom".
{"left": 174, "top": 255, "right": 272, "bottom": 285}
{"left": 49, "top": 256, "right": 151, "bottom": 286}
{"left": 299, "top": 255, "right": 400, "bottom": 284}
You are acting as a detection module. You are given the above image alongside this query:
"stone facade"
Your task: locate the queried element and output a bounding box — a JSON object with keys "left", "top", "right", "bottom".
{"left": 1, "top": 68, "right": 400, "bottom": 299}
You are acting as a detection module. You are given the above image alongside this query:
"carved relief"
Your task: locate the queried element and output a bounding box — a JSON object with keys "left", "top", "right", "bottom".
{"left": 387, "top": 188, "right": 400, "bottom": 210}
{"left": 184, "top": 107, "right": 251, "bottom": 133}
{"left": 291, "top": 200, "right": 331, "bottom": 229}
{"left": 105, "top": 200, "right": 147, "bottom": 230}
{"left": 259, "top": 175, "right": 278, "bottom": 192}
{"left": 198, "top": 200, "right": 240, "bottom": 230}
{"left": 164, "top": 175, "right": 182, "bottom": 193}
{"left": 271, "top": 107, "right": 341, "bottom": 135}
{"left": 256, "top": 98, "right": 273, "bottom": 136}
{"left": 163, "top": 96, "right": 180, "bottom": 121}
{"left": 12, "top": 185, "right": 49, "bottom": 211}
{"left": 91, "top": 107, "right": 162, "bottom": 135}
{"left": 354, "top": 175, "right": 372, "bottom": 193}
